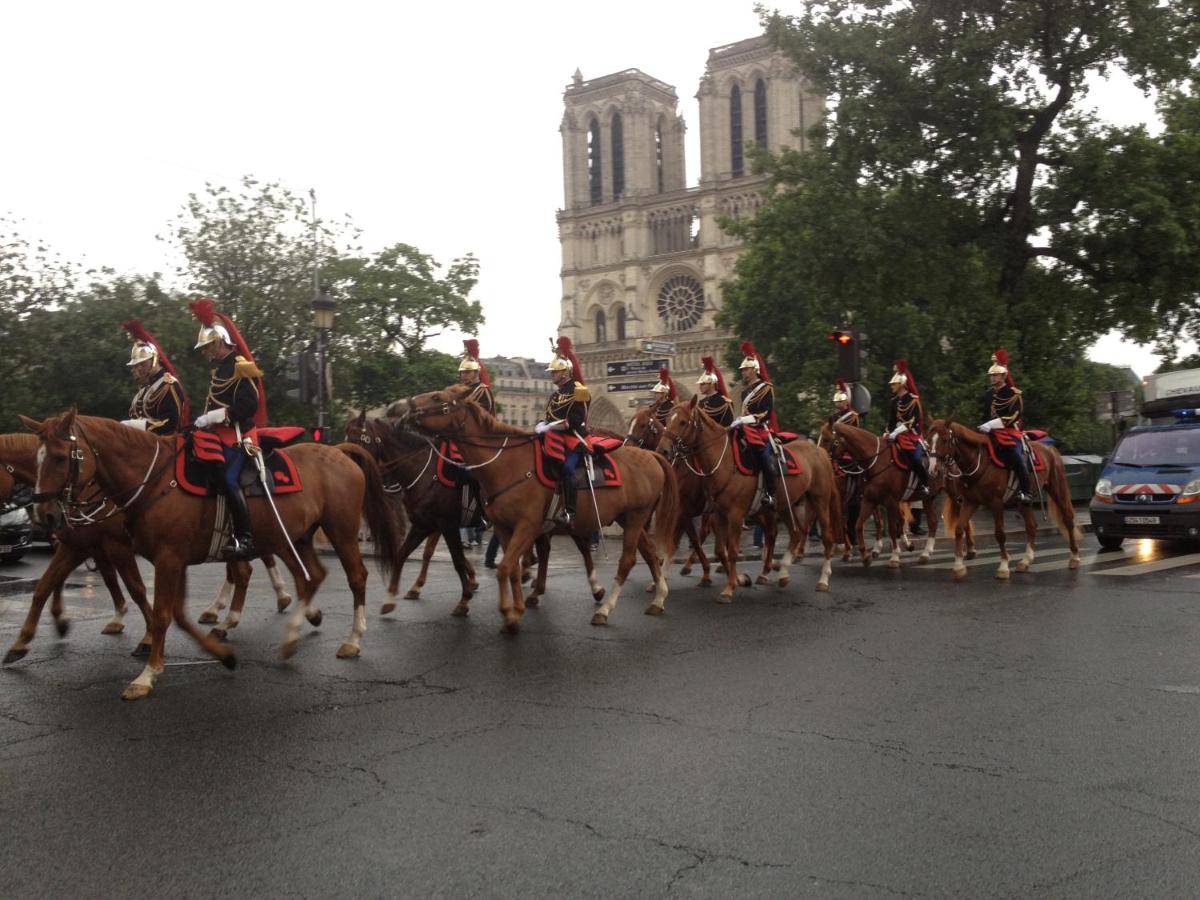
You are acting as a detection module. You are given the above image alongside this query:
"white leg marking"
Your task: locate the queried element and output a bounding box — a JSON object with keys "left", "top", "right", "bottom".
{"left": 995, "top": 558, "right": 1010, "bottom": 579}
{"left": 596, "top": 580, "right": 625, "bottom": 618}
{"left": 284, "top": 598, "right": 308, "bottom": 647}
{"left": 131, "top": 664, "right": 159, "bottom": 689}
{"left": 346, "top": 607, "right": 367, "bottom": 650}
{"left": 268, "top": 563, "right": 288, "bottom": 597}
{"left": 953, "top": 555, "right": 967, "bottom": 576}
{"left": 588, "top": 571, "right": 604, "bottom": 596}
{"left": 219, "top": 609, "right": 242, "bottom": 631}
{"left": 818, "top": 559, "right": 832, "bottom": 589}
{"left": 105, "top": 606, "right": 127, "bottom": 629}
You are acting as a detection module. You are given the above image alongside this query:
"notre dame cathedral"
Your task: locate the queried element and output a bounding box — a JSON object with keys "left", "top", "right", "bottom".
{"left": 556, "top": 35, "right": 823, "bottom": 431}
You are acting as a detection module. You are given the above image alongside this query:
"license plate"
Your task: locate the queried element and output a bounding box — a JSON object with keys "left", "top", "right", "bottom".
{"left": 0, "top": 545, "right": 11, "bottom": 553}
{"left": 1124, "top": 516, "right": 1160, "bottom": 525}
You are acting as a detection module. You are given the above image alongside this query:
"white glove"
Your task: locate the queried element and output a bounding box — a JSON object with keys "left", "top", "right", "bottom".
{"left": 120, "top": 418, "right": 148, "bottom": 431}
{"left": 978, "top": 418, "right": 1003, "bottom": 433}
{"left": 534, "top": 421, "right": 550, "bottom": 435}
{"left": 889, "top": 424, "right": 908, "bottom": 440}
{"left": 194, "top": 408, "right": 227, "bottom": 429}
{"left": 729, "top": 419, "right": 743, "bottom": 430}
{"left": 737, "top": 415, "right": 757, "bottom": 426}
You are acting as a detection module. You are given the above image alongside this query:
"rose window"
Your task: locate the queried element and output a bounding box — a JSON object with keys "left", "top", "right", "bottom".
{"left": 656, "top": 274, "right": 704, "bottom": 332}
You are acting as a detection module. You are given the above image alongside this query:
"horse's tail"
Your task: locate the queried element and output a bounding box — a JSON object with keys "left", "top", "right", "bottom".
{"left": 941, "top": 488, "right": 960, "bottom": 536}
{"left": 337, "top": 442, "right": 405, "bottom": 581}
{"left": 651, "top": 452, "right": 681, "bottom": 562}
{"left": 1041, "top": 446, "right": 1083, "bottom": 545}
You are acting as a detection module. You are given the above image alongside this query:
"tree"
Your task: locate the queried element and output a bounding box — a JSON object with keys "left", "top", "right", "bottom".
{"left": 719, "top": 2, "right": 1200, "bottom": 449}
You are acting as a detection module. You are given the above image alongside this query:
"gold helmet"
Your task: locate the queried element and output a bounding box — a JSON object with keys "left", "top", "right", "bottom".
{"left": 889, "top": 359, "right": 917, "bottom": 393}
{"left": 833, "top": 379, "right": 850, "bottom": 403}
{"left": 546, "top": 336, "right": 577, "bottom": 375}
{"left": 458, "top": 358, "right": 481, "bottom": 372}
{"left": 988, "top": 348, "right": 1009, "bottom": 376}
{"left": 128, "top": 341, "right": 158, "bottom": 368}
{"left": 459, "top": 338, "right": 482, "bottom": 373}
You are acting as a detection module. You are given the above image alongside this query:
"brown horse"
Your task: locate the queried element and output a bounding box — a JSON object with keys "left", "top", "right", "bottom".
{"left": 0, "top": 433, "right": 290, "bottom": 661}
{"left": 19, "top": 410, "right": 401, "bottom": 700}
{"left": 926, "top": 419, "right": 1081, "bottom": 579}
{"left": 396, "top": 384, "right": 680, "bottom": 631}
{"left": 626, "top": 405, "right": 715, "bottom": 586}
{"left": 658, "top": 397, "right": 840, "bottom": 600}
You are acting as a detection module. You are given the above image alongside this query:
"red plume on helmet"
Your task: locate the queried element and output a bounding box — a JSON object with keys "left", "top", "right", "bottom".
{"left": 701, "top": 356, "right": 729, "bottom": 399}
{"left": 740, "top": 340, "right": 772, "bottom": 383}
{"left": 835, "top": 378, "right": 849, "bottom": 394}
{"left": 659, "top": 366, "right": 677, "bottom": 401}
{"left": 190, "top": 298, "right": 268, "bottom": 428}
{"left": 894, "top": 359, "right": 919, "bottom": 396}
{"left": 124, "top": 320, "right": 191, "bottom": 423}
{"left": 463, "top": 338, "right": 491, "bottom": 388}
{"left": 556, "top": 335, "right": 585, "bottom": 384}
{"left": 992, "top": 348, "right": 1015, "bottom": 388}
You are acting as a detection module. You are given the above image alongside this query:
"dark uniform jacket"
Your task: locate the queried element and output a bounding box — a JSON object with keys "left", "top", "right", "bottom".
{"left": 128, "top": 370, "right": 185, "bottom": 436}
{"left": 739, "top": 379, "right": 774, "bottom": 428}
{"left": 204, "top": 353, "right": 261, "bottom": 433}
{"left": 886, "top": 392, "right": 924, "bottom": 451}
{"left": 651, "top": 397, "right": 674, "bottom": 427}
{"left": 982, "top": 386, "right": 1024, "bottom": 430}
{"left": 700, "top": 392, "right": 734, "bottom": 428}
{"left": 545, "top": 379, "right": 589, "bottom": 435}
{"left": 465, "top": 382, "right": 495, "bottom": 415}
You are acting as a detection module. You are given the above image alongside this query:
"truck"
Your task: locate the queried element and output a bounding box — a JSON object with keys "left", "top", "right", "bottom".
{"left": 1090, "top": 368, "right": 1200, "bottom": 551}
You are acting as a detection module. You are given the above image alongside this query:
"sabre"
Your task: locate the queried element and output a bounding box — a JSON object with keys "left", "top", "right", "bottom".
{"left": 1021, "top": 432, "right": 1048, "bottom": 521}
{"left": 771, "top": 434, "right": 799, "bottom": 532}
{"left": 240, "top": 425, "right": 311, "bottom": 582}
{"left": 575, "top": 430, "right": 608, "bottom": 560}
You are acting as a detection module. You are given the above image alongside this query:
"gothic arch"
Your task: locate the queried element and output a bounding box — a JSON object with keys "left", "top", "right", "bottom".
{"left": 588, "top": 395, "right": 625, "bottom": 433}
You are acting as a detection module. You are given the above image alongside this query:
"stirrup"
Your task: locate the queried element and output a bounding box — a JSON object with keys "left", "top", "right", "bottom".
{"left": 760, "top": 493, "right": 775, "bottom": 509}
{"left": 220, "top": 536, "right": 254, "bottom": 562}
{"left": 552, "top": 509, "right": 575, "bottom": 527}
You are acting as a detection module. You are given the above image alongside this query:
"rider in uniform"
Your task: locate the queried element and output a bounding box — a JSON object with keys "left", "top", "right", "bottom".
{"left": 122, "top": 320, "right": 187, "bottom": 435}
{"left": 458, "top": 339, "right": 494, "bottom": 414}
{"left": 885, "top": 360, "right": 930, "bottom": 499}
{"left": 978, "top": 348, "right": 1034, "bottom": 503}
{"left": 535, "top": 336, "right": 590, "bottom": 528}
{"left": 696, "top": 356, "right": 734, "bottom": 427}
{"left": 732, "top": 341, "right": 778, "bottom": 509}
{"left": 649, "top": 367, "right": 677, "bottom": 427}
{"left": 832, "top": 379, "right": 858, "bottom": 427}
{"left": 190, "top": 299, "right": 266, "bottom": 561}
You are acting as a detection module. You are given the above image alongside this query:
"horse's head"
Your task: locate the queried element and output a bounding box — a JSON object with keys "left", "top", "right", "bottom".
{"left": 19, "top": 407, "right": 93, "bottom": 502}
{"left": 393, "top": 384, "right": 473, "bottom": 434}
{"left": 925, "top": 417, "right": 955, "bottom": 475}
{"left": 817, "top": 416, "right": 839, "bottom": 454}
{"left": 655, "top": 396, "right": 702, "bottom": 461}
{"left": 626, "top": 405, "right": 663, "bottom": 449}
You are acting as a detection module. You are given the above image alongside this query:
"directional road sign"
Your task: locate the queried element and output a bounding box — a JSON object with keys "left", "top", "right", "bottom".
{"left": 606, "top": 358, "right": 669, "bottom": 377}
{"left": 640, "top": 339, "right": 676, "bottom": 354}
{"left": 607, "top": 380, "right": 659, "bottom": 393}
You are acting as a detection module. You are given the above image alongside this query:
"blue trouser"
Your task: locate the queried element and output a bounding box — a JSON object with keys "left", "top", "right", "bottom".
{"left": 222, "top": 445, "right": 246, "bottom": 494}
{"left": 904, "top": 442, "right": 928, "bottom": 486}
{"left": 562, "top": 446, "right": 585, "bottom": 480}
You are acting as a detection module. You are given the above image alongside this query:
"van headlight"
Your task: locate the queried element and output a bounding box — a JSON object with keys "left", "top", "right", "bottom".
{"left": 0, "top": 507, "right": 30, "bottom": 527}
{"left": 1182, "top": 479, "right": 1200, "bottom": 497}
{"left": 1094, "top": 478, "right": 1113, "bottom": 497}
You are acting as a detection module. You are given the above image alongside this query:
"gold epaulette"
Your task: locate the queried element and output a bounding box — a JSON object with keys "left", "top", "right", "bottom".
{"left": 162, "top": 373, "right": 177, "bottom": 384}
{"left": 234, "top": 356, "right": 264, "bottom": 380}
{"left": 573, "top": 384, "right": 591, "bottom": 402}
{"left": 1011, "top": 387, "right": 1023, "bottom": 395}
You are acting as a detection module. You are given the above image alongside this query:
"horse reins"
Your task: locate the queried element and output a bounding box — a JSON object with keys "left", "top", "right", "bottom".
{"left": 55, "top": 422, "right": 176, "bottom": 527}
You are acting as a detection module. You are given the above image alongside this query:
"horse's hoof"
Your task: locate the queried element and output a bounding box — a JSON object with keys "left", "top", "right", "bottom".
{"left": 131, "top": 643, "right": 151, "bottom": 658}
{"left": 679, "top": 565, "right": 693, "bottom": 576}
{"left": 716, "top": 593, "right": 733, "bottom": 604}
{"left": 198, "top": 611, "right": 218, "bottom": 625}
{"left": 778, "top": 576, "right": 790, "bottom": 588}
{"left": 738, "top": 573, "right": 752, "bottom": 587}
{"left": 592, "top": 588, "right": 605, "bottom": 603}
{"left": 871, "top": 549, "right": 880, "bottom": 560}
{"left": 451, "top": 603, "right": 470, "bottom": 617}
{"left": 336, "top": 643, "right": 361, "bottom": 659}
{"left": 815, "top": 582, "right": 829, "bottom": 593}
{"left": 380, "top": 601, "right": 397, "bottom": 615}
{"left": 306, "top": 610, "right": 323, "bottom": 628}
{"left": 698, "top": 576, "right": 712, "bottom": 587}
{"left": 101, "top": 622, "right": 125, "bottom": 636}
{"left": 1068, "top": 557, "right": 1080, "bottom": 570}
{"left": 861, "top": 558, "right": 872, "bottom": 568}
{"left": 965, "top": 550, "right": 977, "bottom": 560}
{"left": 502, "top": 618, "right": 521, "bottom": 635}
{"left": 918, "top": 554, "right": 930, "bottom": 564}
{"left": 209, "top": 627, "right": 227, "bottom": 641}
{"left": 590, "top": 612, "right": 608, "bottom": 626}
{"left": 3, "top": 648, "right": 28, "bottom": 665}
{"left": 887, "top": 558, "right": 901, "bottom": 569}
{"left": 1015, "top": 561, "right": 1030, "bottom": 573}
{"left": 994, "top": 569, "right": 1010, "bottom": 580}
{"left": 644, "top": 604, "right": 664, "bottom": 617}
{"left": 525, "top": 595, "right": 540, "bottom": 609}
{"left": 121, "top": 683, "right": 152, "bottom": 701}
{"left": 220, "top": 652, "right": 238, "bottom": 670}
{"left": 755, "top": 574, "right": 770, "bottom": 585}
{"left": 952, "top": 568, "right": 968, "bottom": 581}
{"left": 276, "top": 595, "right": 293, "bottom": 613}
{"left": 281, "top": 639, "right": 301, "bottom": 660}
{"left": 54, "top": 619, "right": 69, "bottom": 638}
{"left": 404, "top": 590, "right": 421, "bottom": 600}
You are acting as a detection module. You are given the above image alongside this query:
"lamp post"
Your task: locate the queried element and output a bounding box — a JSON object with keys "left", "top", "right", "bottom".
{"left": 312, "top": 286, "right": 336, "bottom": 441}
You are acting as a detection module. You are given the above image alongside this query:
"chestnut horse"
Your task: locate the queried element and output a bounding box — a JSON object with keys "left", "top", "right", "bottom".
{"left": 658, "top": 397, "right": 840, "bottom": 600}
{"left": 0, "top": 433, "right": 290, "bottom": 662}
{"left": 626, "top": 405, "right": 715, "bottom": 586}
{"left": 20, "top": 410, "right": 401, "bottom": 700}
{"left": 926, "top": 419, "right": 1081, "bottom": 579}
{"left": 397, "top": 385, "right": 680, "bottom": 631}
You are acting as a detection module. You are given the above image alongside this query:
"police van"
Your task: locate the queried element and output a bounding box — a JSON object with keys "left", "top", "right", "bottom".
{"left": 1091, "top": 368, "right": 1200, "bottom": 550}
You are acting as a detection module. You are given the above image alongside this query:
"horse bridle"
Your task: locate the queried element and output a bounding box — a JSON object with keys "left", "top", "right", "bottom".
{"left": 928, "top": 427, "right": 981, "bottom": 480}
{"left": 661, "top": 410, "right": 730, "bottom": 477}
{"left": 626, "top": 414, "right": 663, "bottom": 449}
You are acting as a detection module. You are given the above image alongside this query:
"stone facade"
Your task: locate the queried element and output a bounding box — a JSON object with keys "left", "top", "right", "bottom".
{"left": 557, "top": 36, "right": 823, "bottom": 431}
{"left": 482, "top": 357, "right": 552, "bottom": 428}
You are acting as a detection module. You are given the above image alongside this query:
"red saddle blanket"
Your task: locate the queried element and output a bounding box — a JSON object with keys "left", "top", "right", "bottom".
{"left": 535, "top": 432, "right": 623, "bottom": 490}
{"left": 731, "top": 437, "right": 803, "bottom": 478}
{"left": 435, "top": 440, "right": 466, "bottom": 489}
{"left": 176, "top": 429, "right": 304, "bottom": 498}
{"left": 986, "top": 433, "right": 1048, "bottom": 472}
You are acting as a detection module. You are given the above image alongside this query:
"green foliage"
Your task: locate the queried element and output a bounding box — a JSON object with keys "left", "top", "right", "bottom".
{"left": 720, "top": 1, "right": 1200, "bottom": 451}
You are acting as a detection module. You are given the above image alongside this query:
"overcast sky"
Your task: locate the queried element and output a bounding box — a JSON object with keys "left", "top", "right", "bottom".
{"left": 1, "top": 0, "right": 1180, "bottom": 376}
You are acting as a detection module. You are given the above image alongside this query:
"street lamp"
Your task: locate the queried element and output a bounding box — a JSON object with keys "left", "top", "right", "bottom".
{"left": 311, "top": 286, "right": 336, "bottom": 441}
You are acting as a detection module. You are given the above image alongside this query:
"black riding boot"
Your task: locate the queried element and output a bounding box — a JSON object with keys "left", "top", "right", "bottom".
{"left": 760, "top": 462, "right": 778, "bottom": 509}
{"left": 221, "top": 487, "right": 256, "bottom": 561}
{"left": 911, "top": 456, "right": 931, "bottom": 499}
{"left": 1014, "top": 456, "right": 1035, "bottom": 504}
{"left": 554, "top": 478, "right": 577, "bottom": 528}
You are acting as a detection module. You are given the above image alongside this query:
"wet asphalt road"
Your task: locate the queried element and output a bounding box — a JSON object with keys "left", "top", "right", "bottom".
{"left": 1, "top": 528, "right": 1199, "bottom": 898}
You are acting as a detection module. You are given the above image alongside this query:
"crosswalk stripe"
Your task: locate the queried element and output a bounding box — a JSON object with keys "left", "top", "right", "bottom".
{"left": 1090, "top": 553, "right": 1200, "bottom": 577}
{"left": 1027, "top": 554, "right": 1102, "bottom": 573}
{"left": 925, "top": 547, "right": 1073, "bottom": 570}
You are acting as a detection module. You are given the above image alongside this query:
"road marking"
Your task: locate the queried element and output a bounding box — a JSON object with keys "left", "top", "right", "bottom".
{"left": 1091, "top": 553, "right": 1200, "bottom": 577}
{"left": 1026, "top": 554, "right": 1103, "bottom": 573}
{"left": 925, "top": 547, "right": 1072, "bottom": 570}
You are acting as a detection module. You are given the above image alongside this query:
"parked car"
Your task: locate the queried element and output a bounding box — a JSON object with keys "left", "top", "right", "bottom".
{"left": 0, "top": 501, "right": 33, "bottom": 564}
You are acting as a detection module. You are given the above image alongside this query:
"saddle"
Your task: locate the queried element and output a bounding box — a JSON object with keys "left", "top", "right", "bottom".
{"left": 535, "top": 431, "right": 624, "bottom": 489}
{"left": 985, "top": 432, "right": 1047, "bottom": 473}
{"left": 731, "top": 436, "right": 803, "bottom": 478}
{"left": 176, "top": 427, "right": 305, "bottom": 498}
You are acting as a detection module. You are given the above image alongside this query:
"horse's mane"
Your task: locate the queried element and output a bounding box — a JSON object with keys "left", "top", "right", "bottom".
{"left": 372, "top": 418, "right": 429, "bottom": 455}
{"left": 463, "top": 403, "right": 536, "bottom": 437}
{"left": 948, "top": 421, "right": 989, "bottom": 447}
{"left": 0, "top": 433, "right": 37, "bottom": 460}
{"left": 78, "top": 415, "right": 169, "bottom": 452}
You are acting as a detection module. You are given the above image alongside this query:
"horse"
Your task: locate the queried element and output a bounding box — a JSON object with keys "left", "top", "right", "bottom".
{"left": 926, "top": 418, "right": 1081, "bottom": 579}
{"left": 19, "top": 410, "right": 402, "bottom": 700}
{"left": 658, "top": 397, "right": 840, "bottom": 600}
{"left": 395, "top": 384, "right": 680, "bottom": 631}
{"left": 0, "top": 433, "right": 291, "bottom": 661}
{"left": 626, "top": 405, "right": 715, "bottom": 586}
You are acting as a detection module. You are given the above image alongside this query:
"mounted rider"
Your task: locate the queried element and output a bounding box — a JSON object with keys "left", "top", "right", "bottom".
{"left": 189, "top": 299, "right": 267, "bottom": 561}
{"left": 458, "top": 339, "right": 494, "bottom": 414}
{"left": 696, "top": 356, "right": 734, "bottom": 427}
{"left": 731, "top": 341, "right": 779, "bottom": 509}
{"left": 122, "top": 320, "right": 188, "bottom": 436}
{"left": 535, "top": 336, "right": 590, "bottom": 528}
{"left": 979, "top": 348, "right": 1034, "bottom": 504}
{"left": 885, "top": 360, "right": 930, "bottom": 499}
{"left": 832, "top": 379, "right": 859, "bottom": 427}
{"left": 649, "top": 366, "right": 677, "bottom": 427}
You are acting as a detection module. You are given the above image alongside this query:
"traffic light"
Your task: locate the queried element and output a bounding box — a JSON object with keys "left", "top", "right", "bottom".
{"left": 828, "top": 328, "right": 862, "bottom": 382}
{"left": 311, "top": 426, "right": 323, "bottom": 443}
{"left": 284, "top": 346, "right": 319, "bottom": 404}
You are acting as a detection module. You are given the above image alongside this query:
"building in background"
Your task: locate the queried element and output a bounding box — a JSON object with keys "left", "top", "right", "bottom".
{"left": 483, "top": 356, "right": 552, "bottom": 428}
{"left": 556, "top": 35, "right": 824, "bottom": 430}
